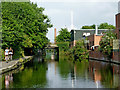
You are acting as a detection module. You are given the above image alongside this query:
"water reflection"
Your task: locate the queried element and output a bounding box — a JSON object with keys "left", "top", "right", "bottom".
{"left": 89, "top": 60, "right": 120, "bottom": 88}
{"left": 4, "top": 73, "right": 13, "bottom": 88}
{"left": 2, "top": 55, "right": 120, "bottom": 88}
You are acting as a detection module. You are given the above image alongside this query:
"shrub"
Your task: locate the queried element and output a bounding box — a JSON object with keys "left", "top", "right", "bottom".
{"left": 73, "top": 40, "right": 89, "bottom": 61}
{"left": 56, "top": 42, "right": 69, "bottom": 51}
{"left": 99, "top": 30, "right": 117, "bottom": 56}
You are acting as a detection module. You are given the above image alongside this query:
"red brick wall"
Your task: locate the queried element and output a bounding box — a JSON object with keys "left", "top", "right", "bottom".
{"left": 88, "top": 34, "right": 94, "bottom": 48}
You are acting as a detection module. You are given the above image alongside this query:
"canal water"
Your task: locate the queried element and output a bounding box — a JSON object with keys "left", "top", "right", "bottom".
{"left": 1, "top": 54, "right": 120, "bottom": 88}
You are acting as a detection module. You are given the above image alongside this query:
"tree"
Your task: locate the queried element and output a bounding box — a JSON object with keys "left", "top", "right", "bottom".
{"left": 2, "top": 2, "right": 52, "bottom": 58}
{"left": 81, "top": 24, "right": 95, "bottom": 29}
{"left": 98, "top": 23, "right": 115, "bottom": 29}
{"left": 56, "top": 28, "right": 71, "bottom": 42}
{"left": 99, "top": 30, "right": 117, "bottom": 56}
{"left": 73, "top": 40, "right": 89, "bottom": 61}
{"left": 81, "top": 23, "right": 115, "bottom": 29}
{"left": 56, "top": 28, "right": 71, "bottom": 51}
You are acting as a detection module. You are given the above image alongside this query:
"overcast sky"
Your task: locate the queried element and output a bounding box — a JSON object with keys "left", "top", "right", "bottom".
{"left": 30, "top": 0, "right": 119, "bottom": 43}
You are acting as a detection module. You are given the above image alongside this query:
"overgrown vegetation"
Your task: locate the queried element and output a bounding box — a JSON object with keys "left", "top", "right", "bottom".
{"left": 56, "top": 42, "right": 69, "bottom": 52}
{"left": 65, "top": 40, "right": 89, "bottom": 62}
{"left": 73, "top": 40, "right": 89, "bottom": 61}
{"left": 99, "top": 30, "right": 117, "bottom": 56}
{"left": 2, "top": 2, "right": 52, "bottom": 59}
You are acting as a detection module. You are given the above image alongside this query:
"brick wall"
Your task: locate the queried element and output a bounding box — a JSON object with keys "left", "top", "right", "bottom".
{"left": 116, "top": 13, "right": 120, "bottom": 39}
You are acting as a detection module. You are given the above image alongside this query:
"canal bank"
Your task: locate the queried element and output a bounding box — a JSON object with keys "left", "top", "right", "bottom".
{"left": 89, "top": 57, "right": 120, "bottom": 65}
{"left": 0, "top": 56, "right": 33, "bottom": 74}
{"left": 89, "top": 50, "right": 120, "bottom": 65}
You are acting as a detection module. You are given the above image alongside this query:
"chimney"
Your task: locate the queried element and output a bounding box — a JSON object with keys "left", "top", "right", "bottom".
{"left": 95, "top": 25, "right": 98, "bottom": 35}
{"left": 54, "top": 28, "right": 56, "bottom": 44}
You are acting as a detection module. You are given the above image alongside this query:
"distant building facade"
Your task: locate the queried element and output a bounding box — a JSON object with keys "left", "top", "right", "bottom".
{"left": 70, "top": 29, "right": 112, "bottom": 47}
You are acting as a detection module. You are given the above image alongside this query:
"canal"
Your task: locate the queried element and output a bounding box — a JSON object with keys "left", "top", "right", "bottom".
{"left": 1, "top": 54, "right": 120, "bottom": 88}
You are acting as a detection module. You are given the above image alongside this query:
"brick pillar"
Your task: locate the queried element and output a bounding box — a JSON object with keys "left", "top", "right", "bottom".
{"left": 116, "top": 13, "right": 120, "bottom": 39}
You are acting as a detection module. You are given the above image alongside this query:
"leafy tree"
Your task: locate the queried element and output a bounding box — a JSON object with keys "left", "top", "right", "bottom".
{"left": 98, "top": 23, "right": 115, "bottom": 29}
{"left": 57, "top": 42, "right": 69, "bottom": 51}
{"left": 81, "top": 24, "right": 95, "bottom": 29}
{"left": 73, "top": 40, "right": 88, "bottom": 61}
{"left": 56, "top": 28, "right": 71, "bottom": 51}
{"left": 99, "top": 30, "right": 117, "bottom": 56}
{"left": 56, "top": 28, "right": 71, "bottom": 42}
{"left": 2, "top": 2, "right": 52, "bottom": 58}
{"left": 81, "top": 23, "right": 115, "bottom": 29}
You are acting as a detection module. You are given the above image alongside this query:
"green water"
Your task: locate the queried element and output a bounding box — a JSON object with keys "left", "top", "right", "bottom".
{"left": 1, "top": 55, "right": 120, "bottom": 88}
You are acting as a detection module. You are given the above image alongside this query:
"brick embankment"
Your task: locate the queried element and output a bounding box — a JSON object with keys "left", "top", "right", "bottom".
{"left": 89, "top": 50, "right": 120, "bottom": 65}
{"left": 0, "top": 56, "right": 33, "bottom": 74}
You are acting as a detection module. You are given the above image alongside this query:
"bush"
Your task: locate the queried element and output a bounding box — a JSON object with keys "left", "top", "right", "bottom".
{"left": 73, "top": 40, "right": 89, "bottom": 61}
{"left": 56, "top": 42, "right": 69, "bottom": 51}
{"left": 99, "top": 30, "right": 117, "bottom": 56}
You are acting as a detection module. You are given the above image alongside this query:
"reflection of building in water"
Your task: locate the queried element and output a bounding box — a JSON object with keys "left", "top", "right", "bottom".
{"left": 94, "top": 69, "right": 102, "bottom": 88}
{"left": 89, "top": 61, "right": 107, "bottom": 88}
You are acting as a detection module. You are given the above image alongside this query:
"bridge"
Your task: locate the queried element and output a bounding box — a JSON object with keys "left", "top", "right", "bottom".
{"left": 45, "top": 44, "right": 59, "bottom": 60}
{"left": 45, "top": 44, "right": 59, "bottom": 49}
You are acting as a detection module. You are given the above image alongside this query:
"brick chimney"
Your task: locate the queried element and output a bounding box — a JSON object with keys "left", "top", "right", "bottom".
{"left": 54, "top": 28, "right": 56, "bottom": 44}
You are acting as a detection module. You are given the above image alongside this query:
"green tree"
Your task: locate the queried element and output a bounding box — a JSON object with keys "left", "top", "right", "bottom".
{"left": 81, "top": 25, "right": 95, "bottom": 29}
{"left": 73, "top": 40, "right": 88, "bottom": 61}
{"left": 2, "top": 2, "right": 52, "bottom": 58}
{"left": 98, "top": 23, "right": 115, "bottom": 29}
{"left": 56, "top": 28, "right": 71, "bottom": 42}
{"left": 56, "top": 28, "right": 71, "bottom": 51}
{"left": 81, "top": 23, "right": 115, "bottom": 29}
{"left": 99, "top": 30, "right": 117, "bottom": 56}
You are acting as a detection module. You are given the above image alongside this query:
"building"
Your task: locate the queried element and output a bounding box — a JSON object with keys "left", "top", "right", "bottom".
{"left": 70, "top": 29, "right": 111, "bottom": 47}
{"left": 115, "top": 1, "right": 120, "bottom": 48}
{"left": 87, "top": 34, "right": 103, "bottom": 50}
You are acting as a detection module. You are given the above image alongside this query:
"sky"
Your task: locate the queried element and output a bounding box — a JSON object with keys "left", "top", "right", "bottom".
{"left": 30, "top": 0, "right": 119, "bottom": 43}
